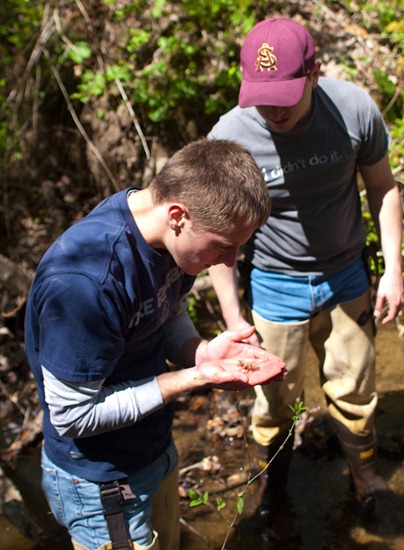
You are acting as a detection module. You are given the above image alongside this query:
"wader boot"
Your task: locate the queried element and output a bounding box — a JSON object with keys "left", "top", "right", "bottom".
{"left": 332, "top": 419, "right": 386, "bottom": 518}
{"left": 255, "top": 429, "right": 294, "bottom": 525}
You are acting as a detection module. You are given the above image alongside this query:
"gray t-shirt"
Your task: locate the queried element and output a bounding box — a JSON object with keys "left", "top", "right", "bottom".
{"left": 208, "top": 78, "right": 390, "bottom": 275}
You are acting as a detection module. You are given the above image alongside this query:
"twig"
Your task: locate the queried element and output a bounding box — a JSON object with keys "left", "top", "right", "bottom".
{"left": 179, "top": 455, "right": 220, "bottom": 476}
{"left": 220, "top": 420, "right": 298, "bottom": 550}
{"left": 382, "top": 83, "right": 403, "bottom": 118}
{"left": 74, "top": 0, "right": 92, "bottom": 24}
{"left": 31, "top": 59, "right": 41, "bottom": 163}
{"left": 53, "top": 7, "right": 84, "bottom": 56}
{"left": 0, "top": 380, "right": 26, "bottom": 416}
{"left": 179, "top": 517, "right": 210, "bottom": 544}
{"left": 41, "top": 46, "right": 118, "bottom": 192}
{"left": 115, "top": 78, "right": 151, "bottom": 160}
{"left": 58, "top": 0, "right": 151, "bottom": 160}
{"left": 5, "top": 3, "right": 55, "bottom": 107}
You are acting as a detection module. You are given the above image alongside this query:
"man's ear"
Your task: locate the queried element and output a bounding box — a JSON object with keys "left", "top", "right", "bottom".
{"left": 311, "top": 61, "right": 321, "bottom": 88}
{"left": 168, "top": 203, "right": 188, "bottom": 232}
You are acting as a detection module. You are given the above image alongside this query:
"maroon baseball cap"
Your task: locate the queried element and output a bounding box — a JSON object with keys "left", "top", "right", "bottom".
{"left": 239, "top": 18, "right": 316, "bottom": 108}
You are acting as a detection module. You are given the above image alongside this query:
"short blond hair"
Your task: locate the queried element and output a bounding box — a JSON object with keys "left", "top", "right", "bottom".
{"left": 149, "top": 138, "right": 270, "bottom": 233}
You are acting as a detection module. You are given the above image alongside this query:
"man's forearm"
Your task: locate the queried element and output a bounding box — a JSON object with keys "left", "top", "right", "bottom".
{"left": 156, "top": 366, "right": 207, "bottom": 404}
{"left": 361, "top": 155, "right": 402, "bottom": 270}
{"left": 43, "top": 367, "right": 163, "bottom": 438}
{"left": 209, "top": 264, "right": 243, "bottom": 328}
{"left": 377, "top": 185, "right": 403, "bottom": 270}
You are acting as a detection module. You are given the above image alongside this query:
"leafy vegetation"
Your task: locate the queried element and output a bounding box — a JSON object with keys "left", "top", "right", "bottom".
{"left": 0, "top": 0, "right": 402, "bottom": 262}
{"left": 68, "top": 0, "right": 267, "bottom": 125}
{"left": 2, "top": 1, "right": 403, "bottom": 153}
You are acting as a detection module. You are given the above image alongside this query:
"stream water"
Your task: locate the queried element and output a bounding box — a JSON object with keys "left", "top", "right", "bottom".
{"left": 175, "top": 320, "right": 404, "bottom": 550}
{"left": 1, "top": 321, "right": 403, "bottom": 549}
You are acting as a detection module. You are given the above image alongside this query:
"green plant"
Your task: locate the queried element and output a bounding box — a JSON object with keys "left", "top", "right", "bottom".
{"left": 188, "top": 401, "right": 308, "bottom": 550}
{"left": 68, "top": 0, "right": 269, "bottom": 130}
{"left": 0, "top": 0, "right": 44, "bottom": 162}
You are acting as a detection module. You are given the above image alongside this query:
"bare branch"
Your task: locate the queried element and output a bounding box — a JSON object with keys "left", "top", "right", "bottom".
{"left": 41, "top": 46, "right": 118, "bottom": 192}
{"left": 115, "top": 78, "right": 151, "bottom": 160}
{"left": 5, "top": 3, "right": 55, "bottom": 107}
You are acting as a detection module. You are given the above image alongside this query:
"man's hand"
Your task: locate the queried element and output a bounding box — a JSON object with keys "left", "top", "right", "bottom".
{"left": 374, "top": 270, "right": 404, "bottom": 324}
{"left": 158, "top": 329, "right": 287, "bottom": 404}
{"left": 194, "top": 327, "right": 287, "bottom": 390}
{"left": 195, "top": 349, "right": 287, "bottom": 391}
{"left": 225, "top": 317, "right": 261, "bottom": 347}
{"left": 198, "top": 326, "right": 258, "bottom": 364}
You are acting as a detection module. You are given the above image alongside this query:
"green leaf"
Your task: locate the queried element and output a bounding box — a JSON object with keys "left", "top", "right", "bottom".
{"left": 67, "top": 41, "right": 92, "bottom": 64}
{"left": 151, "top": 0, "right": 166, "bottom": 18}
{"left": 127, "top": 29, "right": 150, "bottom": 52}
{"left": 216, "top": 496, "right": 226, "bottom": 510}
{"left": 188, "top": 489, "right": 204, "bottom": 507}
{"left": 373, "top": 69, "right": 396, "bottom": 98}
{"left": 106, "top": 64, "right": 131, "bottom": 82}
{"left": 236, "top": 493, "right": 244, "bottom": 514}
{"left": 289, "top": 402, "right": 308, "bottom": 420}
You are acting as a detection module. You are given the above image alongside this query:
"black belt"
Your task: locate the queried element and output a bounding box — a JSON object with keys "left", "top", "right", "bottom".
{"left": 99, "top": 479, "right": 136, "bottom": 550}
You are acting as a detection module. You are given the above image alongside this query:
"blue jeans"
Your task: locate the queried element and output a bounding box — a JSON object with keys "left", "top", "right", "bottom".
{"left": 250, "top": 257, "right": 370, "bottom": 322}
{"left": 41, "top": 441, "right": 178, "bottom": 549}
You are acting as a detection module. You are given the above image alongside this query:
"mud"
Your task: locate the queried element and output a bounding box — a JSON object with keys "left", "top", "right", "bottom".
{"left": 176, "top": 320, "right": 404, "bottom": 550}
{"left": 1, "top": 322, "right": 403, "bottom": 550}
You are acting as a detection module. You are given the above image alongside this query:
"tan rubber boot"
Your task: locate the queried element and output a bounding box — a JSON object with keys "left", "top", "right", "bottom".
{"left": 72, "top": 530, "right": 159, "bottom": 550}
{"left": 332, "top": 419, "right": 386, "bottom": 518}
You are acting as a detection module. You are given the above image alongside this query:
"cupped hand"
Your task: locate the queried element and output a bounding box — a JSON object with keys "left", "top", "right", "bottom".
{"left": 196, "top": 347, "right": 287, "bottom": 391}
{"left": 201, "top": 326, "right": 260, "bottom": 364}
{"left": 226, "top": 318, "right": 261, "bottom": 347}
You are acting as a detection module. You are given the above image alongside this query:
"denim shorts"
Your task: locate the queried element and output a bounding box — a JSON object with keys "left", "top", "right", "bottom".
{"left": 41, "top": 441, "right": 178, "bottom": 548}
{"left": 250, "top": 257, "right": 370, "bottom": 323}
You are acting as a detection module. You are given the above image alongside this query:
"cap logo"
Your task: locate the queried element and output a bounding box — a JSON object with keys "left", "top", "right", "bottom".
{"left": 254, "top": 42, "right": 278, "bottom": 72}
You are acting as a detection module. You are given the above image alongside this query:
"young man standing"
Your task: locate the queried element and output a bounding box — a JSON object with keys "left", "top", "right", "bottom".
{"left": 208, "top": 17, "right": 403, "bottom": 527}
{"left": 25, "top": 138, "right": 287, "bottom": 550}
